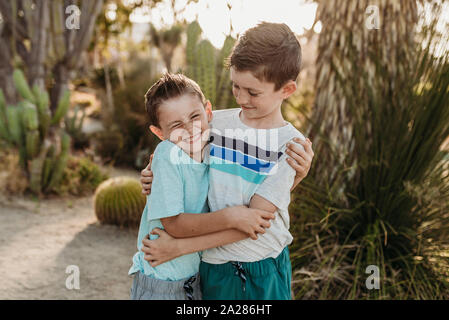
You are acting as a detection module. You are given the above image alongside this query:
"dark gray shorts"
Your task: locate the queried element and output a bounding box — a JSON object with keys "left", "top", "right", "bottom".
{"left": 129, "top": 271, "right": 202, "bottom": 300}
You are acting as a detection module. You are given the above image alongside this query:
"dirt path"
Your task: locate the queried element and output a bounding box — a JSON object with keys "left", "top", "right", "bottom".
{"left": 0, "top": 169, "right": 141, "bottom": 300}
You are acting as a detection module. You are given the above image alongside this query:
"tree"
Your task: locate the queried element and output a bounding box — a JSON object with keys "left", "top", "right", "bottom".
{"left": 308, "top": 0, "right": 421, "bottom": 195}
{"left": 149, "top": 23, "right": 183, "bottom": 72}
{"left": 0, "top": 0, "right": 103, "bottom": 109}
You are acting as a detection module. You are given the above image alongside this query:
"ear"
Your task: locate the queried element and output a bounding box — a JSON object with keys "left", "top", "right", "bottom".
{"left": 150, "top": 125, "right": 164, "bottom": 140}
{"left": 281, "top": 80, "right": 297, "bottom": 99}
{"left": 205, "top": 100, "right": 213, "bottom": 122}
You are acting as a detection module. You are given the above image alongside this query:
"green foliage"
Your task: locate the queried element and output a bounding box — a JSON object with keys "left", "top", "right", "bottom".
{"left": 94, "top": 176, "right": 146, "bottom": 228}
{"left": 0, "top": 147, "right": 28, "bottom": 195}
{"left": 0, "top": 68, "right": 72, "bottom": 195}
{"left": 289, "top": 33, "right": 449, "bottom": 299}
{"left": 96, "top": 54, "right": 160, "bottom": 168}
{"left": 195, "top": 39, "right": 216, "bottom": 104}
{"left": 93, "top": 130, "right": 125, "bottom": 163}
{"left": 64, "top": 105, "right": 89, "bottom": 149}
{"left": 13, "top": 69, "right": 36, "bottom": 103}
{"left": 216, "top": 35, "right": 237, "bottom": 108}
{"left": 185, "top": 22, "right": 238, "bottom": 109}
{"left": 54, "top": 156, "right": 109, "bottom": 196}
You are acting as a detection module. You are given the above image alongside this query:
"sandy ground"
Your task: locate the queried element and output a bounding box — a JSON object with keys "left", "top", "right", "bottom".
{"left": 0, "top": 168, "right": 141, "bottom": 300}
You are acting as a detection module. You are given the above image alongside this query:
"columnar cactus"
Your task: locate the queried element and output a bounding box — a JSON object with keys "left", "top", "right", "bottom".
{"left": 196, "top": 39, "right": 217, "bottom": 105}
{"left": 94, "top": 177, "right": 147, "bottom": 228}
{"left": 0, "top": 68, "right": 71, "bottom": 194}
{"left": 216, "top": 35, "right": 237, "bottom": 109}
{"left": 186, "top": 21, "right": 202, "bottom": 80}
{"left": 185, "top": 22, "right": 237, "bottom": 109}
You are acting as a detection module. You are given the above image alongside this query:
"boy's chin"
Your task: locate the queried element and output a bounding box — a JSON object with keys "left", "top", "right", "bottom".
{"left": 176, "top": 140, "right": 206, "bottom": 155}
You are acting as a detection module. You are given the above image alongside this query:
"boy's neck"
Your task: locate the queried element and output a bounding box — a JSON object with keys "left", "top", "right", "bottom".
{"left": 239, "top": 106, "right": 286, "bottom": 129}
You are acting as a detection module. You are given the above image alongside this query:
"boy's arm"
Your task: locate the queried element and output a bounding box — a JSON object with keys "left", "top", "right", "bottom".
{"left": 160, "top": 205, "right": 274, "bottom": 240}
{"left": 143, "top": 228, "right": 248, "bottom": 267}
{"left": 142, "top": 195, "right": 279, "bottom": 267}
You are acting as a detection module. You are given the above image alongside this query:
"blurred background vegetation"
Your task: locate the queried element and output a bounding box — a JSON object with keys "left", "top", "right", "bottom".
{"left": 0, "top": 0, "right": 447, "bottom": 299}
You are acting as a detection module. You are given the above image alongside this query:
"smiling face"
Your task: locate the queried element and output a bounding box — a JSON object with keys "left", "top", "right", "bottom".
{"left": 150, "top": 94, "right": 212, "bottom": 156}
{"left": 230, "top": 67, "right": 297, "bottom": 128}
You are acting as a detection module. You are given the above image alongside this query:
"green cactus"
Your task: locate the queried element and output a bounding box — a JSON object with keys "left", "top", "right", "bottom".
{"left": 196, "top": 40, "right": 217, "bottom": 104}
{"left": 0, "top": 90, "right": 8, "bottom": 140}
{"left": 19, "top": 100, "right": 39, "bottom": 131}
{"left": 6, "top": 106, "right": 23, "bottom": 145}
{"left": 186, "top": 21, "right": 202, "bottom": 79}
{"left": 29, "top": 139, "right": 51, "bottom": 194}
{"left": 51, "top": 89, "right": 70, "bottom": 125}
{"left": 46, "top": 131, "right": 70, "bottom": 191}
{"left": 94, "top": 177, "right": 147, "bottom": 228}
{"left": 0, "top": 69, "right": 73, "bottom": 195}
{"left": 217, "top": 35, "right": 235, "bottom": 71}
{"left": 26, "top": 129, "right": 40, "bottom": 159}
{"left": 185, "top": 22, "right": 237, "bottom": 108}
{"left": 13, "top": 69, "right": 36, "bottom": 103}
{"left": 33, "top": 86, "right": 51, "bottom": 138}
{"left": 216, "top": 36, "right": 237, "bottom": 108}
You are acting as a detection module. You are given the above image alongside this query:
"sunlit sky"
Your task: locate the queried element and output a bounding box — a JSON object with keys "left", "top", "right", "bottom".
{"left": 128, "top": 0, "right": 319, "bottom": 48}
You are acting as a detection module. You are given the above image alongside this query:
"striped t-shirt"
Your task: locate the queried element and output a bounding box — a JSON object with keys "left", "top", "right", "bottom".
{"left": 202, "top": 108, "right": 306, "bottom": 264}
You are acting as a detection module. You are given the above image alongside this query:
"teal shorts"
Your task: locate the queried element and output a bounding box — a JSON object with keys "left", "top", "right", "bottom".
{"left": 199, "top": 246, "right": 292, "bottom": 300}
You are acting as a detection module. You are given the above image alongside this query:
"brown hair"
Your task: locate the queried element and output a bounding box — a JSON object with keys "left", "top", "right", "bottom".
{"left": 144, "top": 73, "right": 206, "bottom": 127}
{"left": 227, "top": 22, "right": 302, "bottom": 91}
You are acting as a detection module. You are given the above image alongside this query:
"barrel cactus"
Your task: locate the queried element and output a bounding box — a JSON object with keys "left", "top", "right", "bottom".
{"left": 94, "top": 177, "right": 147, "bottom": 228}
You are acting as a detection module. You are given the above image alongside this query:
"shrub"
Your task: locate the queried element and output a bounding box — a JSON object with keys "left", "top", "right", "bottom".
{"left": 289, "top": 8, "right": 449, "bottom": 299}
{"left": 0, "top": 148, "right": 28, "bottom": 195}
{"left": 54, "top": 156, "right": 109, "bottom": 196}
{"left": 96, "top": 54, "right": 160, "bottom": 168}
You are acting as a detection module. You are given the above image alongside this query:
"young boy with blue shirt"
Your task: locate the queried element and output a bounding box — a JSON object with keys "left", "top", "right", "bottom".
{"left": 139, "top": 22, "right": 314, "bottom": 300}
{"left": 128, "top": 73, "right": 276, "bottom": 300}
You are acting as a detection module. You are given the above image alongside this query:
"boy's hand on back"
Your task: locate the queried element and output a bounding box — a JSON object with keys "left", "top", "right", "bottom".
{"left": 140, "top": 154, "right": 154, "bottom": 195}
{"left": 141, "top": 228, "right": 180, "bottom": 267}
{"left": 226, "top": 206, "right": 275, "bottom": 240}
{"left": 286, "top": 137, "right": 314, "bottom": 191}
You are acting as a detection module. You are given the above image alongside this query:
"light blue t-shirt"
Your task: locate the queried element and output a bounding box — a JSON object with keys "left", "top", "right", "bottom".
{"left": 128, "top": 140, "right": 209, "bottom": 281}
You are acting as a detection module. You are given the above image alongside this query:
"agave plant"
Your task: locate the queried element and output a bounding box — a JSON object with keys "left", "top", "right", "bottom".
{"left": 290, "top": 2, "right": 449, "bottom": 299}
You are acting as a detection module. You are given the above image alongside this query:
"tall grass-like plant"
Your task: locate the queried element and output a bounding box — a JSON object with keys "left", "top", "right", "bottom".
{"left": 290, "top": 6, "right": 449, "bottom": 299}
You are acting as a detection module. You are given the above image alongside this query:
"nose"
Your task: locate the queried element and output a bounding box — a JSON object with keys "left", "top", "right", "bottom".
{"left": 186, "top": 120, "right": 201, "bottom": 137}
{"left": 185, "top": 122, "right": 194, "bottom": 136}
{"left": 235, "top": 89, "right": 249, "bottom": 106}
